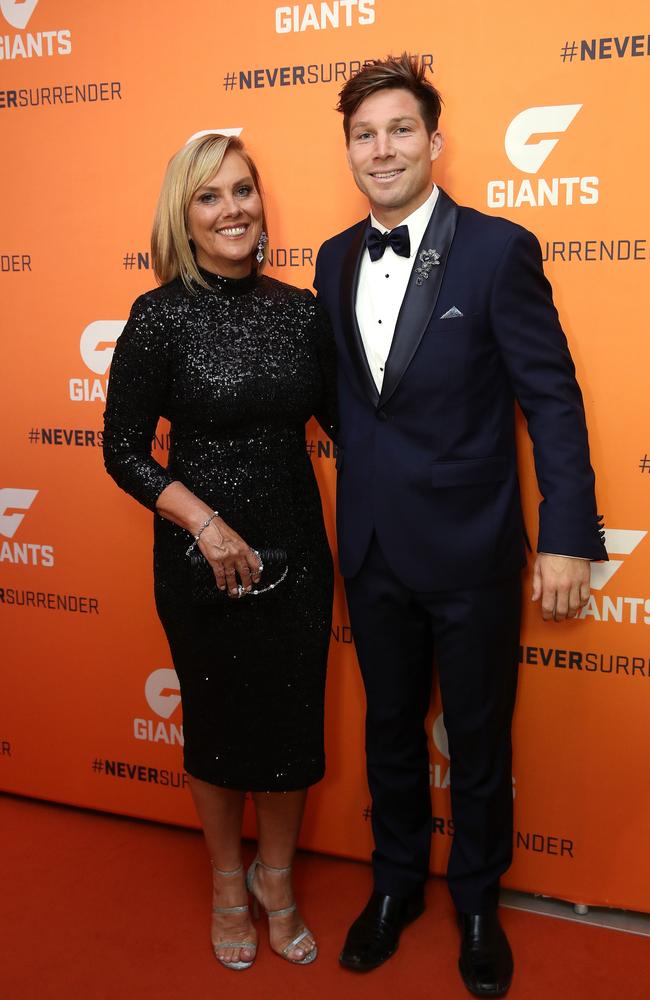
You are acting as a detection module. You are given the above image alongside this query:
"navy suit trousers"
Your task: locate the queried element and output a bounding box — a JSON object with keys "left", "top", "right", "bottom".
{"left": 345, "top": 534, "right": 521, "bottom": 913}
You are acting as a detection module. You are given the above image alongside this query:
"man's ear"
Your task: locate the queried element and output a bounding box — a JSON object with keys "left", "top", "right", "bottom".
{"left": 430, "top": 130, "right": 444, "bottom": 163}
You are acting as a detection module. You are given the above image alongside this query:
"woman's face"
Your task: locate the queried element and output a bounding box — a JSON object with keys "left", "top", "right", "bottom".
{"left": 187, "top": 150, "right": 263, "bottom": 278}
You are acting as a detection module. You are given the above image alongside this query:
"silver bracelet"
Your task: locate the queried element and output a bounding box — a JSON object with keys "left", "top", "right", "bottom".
{"left": 185, "top": 511, "right": 220, "bottom": 556}
{"left": 236, "top": 562, "right": 288, "bottom": 598}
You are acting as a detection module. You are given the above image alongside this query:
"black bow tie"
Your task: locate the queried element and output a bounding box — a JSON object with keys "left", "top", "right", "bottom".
{"left": 365, "top": 225, "right": 410, "bottom": 262}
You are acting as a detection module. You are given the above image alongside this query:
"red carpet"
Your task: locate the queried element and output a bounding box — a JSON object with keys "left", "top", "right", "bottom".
{"left": 1, "top": 793, "right": 646, "bottom": 1000}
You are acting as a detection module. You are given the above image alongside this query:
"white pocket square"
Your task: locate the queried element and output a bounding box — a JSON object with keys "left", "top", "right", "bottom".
{"left": 440, "top": 306, "right": 463, "bottom": 319}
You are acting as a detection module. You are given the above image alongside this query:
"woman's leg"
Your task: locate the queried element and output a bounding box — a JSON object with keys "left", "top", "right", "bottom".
{"left": 188, "top": 775, "right": 256, "bottom": 967}
{"left": 250, "top": 788, "right": 316, "bottom": 961}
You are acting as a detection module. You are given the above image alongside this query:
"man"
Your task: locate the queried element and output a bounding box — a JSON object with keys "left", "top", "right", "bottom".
{"left": 314, "top": 54, "right": 606, "bottom": 996}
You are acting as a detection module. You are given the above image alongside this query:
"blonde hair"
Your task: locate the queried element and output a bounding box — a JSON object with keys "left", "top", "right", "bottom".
{"left": 151, "top": 134, "right": 268, "bottom": 291}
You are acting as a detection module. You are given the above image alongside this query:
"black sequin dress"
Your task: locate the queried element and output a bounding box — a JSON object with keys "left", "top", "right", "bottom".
{"left": 103, "top": 269, "right": 336, "bottom": 791}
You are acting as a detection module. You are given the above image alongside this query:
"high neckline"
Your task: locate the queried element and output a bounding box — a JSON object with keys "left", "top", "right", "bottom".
{"left": 196, "top": 265, "right": 258, "bottom": 295}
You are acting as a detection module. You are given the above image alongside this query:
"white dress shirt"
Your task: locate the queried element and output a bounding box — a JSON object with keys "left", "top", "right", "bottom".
{"left": 356, "top": 185, "right": 439, "bottom": 392}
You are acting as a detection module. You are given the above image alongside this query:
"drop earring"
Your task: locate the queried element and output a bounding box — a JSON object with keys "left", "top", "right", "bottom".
{"left": 256, "top": 231, "right": 267, "bottom": 264}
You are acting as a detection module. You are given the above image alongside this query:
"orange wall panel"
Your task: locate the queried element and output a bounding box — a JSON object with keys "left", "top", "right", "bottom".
{"left": 1, "top": 0, "right": 648, "bottom": 912}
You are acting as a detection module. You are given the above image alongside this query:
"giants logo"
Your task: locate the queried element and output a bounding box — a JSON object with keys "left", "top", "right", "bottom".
{"left": 133, "top": 668, "right": 184, "bottom": 745}
{"left": 0, "top": 0, "right": 72, "bottom": 60}
{"left": 0, "top": 487, "right": 54, "bottom": 567}
{"left": 581, "top": 529, "right": 650, "bottom": 624}
{"left": 590, "top": 529, "right": 646, "bottom": 590}
{"left": 487, "top": 104, "right": 599, "bottom": 209}
{"left": 505, "top": 105, "right": 582, "bottom": 174}
{"left": 1, "top": 0, "right": 39, "bottom": 29}
{"left": 275, "top": 0, "right": 375, "bottom": 32}
{"left": 69, "top": 320, "right": 125, "bottom": 403}
{"left": 0, "top": 487, "right": 37, "bottom": 538}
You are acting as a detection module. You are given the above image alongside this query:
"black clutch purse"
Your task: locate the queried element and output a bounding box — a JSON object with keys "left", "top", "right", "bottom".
{"left": 187, "top": 547, "right": 288, "bottom": 605}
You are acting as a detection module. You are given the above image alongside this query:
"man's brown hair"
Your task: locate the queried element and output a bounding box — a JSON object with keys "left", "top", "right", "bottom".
{"left": 337, "top": 53, "right": 442, "bottom": 143}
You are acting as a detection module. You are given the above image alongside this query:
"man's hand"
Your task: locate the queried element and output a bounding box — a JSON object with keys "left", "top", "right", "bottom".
{"left": 531, "top": 553, "right": 591, "bottom": 621}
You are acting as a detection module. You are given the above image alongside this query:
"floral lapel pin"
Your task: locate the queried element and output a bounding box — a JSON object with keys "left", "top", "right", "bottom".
{"left": 415, "top": 248, "right": 440, "bottom": 286}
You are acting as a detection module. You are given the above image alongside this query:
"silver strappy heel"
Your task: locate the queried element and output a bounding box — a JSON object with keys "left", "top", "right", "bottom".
{"left": 246, "top": 856, "right": 317, "bottom": 965}
{"left": 211, "top": 863, "right": 257, "bottom": 971}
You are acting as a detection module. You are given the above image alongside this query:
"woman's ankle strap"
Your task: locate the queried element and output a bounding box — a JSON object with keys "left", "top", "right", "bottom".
{"left": 212, "top": 862, "right": 243, "bottom": 877}
{"left": 257, "top": 857, "right": 292, "bottom": 875}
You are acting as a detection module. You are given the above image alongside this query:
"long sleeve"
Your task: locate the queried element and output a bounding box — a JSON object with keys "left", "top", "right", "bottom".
{"left": 489, "top": 228, "right": 606, "bottom": 560}
{"left": 103, "top": 294, "right": 175, "bottom": 511}
{"left": 312, "top": 297, "right": 339, "bottom": 443}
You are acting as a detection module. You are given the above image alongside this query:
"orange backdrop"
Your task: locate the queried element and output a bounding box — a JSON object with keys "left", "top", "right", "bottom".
{"left": 1, "top": 0, "right": 649, "bottom": 912}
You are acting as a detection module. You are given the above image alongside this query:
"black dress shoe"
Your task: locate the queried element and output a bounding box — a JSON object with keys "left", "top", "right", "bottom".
{"left": 458, "top": 911, "right": 513, "bottom": 997}
{"left": 339, "top": 889, "right": 425, "bottom": 972}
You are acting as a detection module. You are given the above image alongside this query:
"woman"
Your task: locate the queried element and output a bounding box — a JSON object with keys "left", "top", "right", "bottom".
{"left": 103, "top": 134, "right": 336, "bottom": 971}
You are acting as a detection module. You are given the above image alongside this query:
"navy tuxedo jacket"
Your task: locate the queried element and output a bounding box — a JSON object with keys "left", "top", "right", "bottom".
{"left": 314, "top": 188, "right": 607, "bottom": 590}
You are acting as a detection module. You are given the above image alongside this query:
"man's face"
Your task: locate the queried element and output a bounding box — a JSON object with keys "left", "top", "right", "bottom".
{"left": 346, "top": 88, "right": 443, "bottom": 227}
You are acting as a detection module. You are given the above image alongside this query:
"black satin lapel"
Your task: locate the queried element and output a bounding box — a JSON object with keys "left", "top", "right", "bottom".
{"left": 340, "top": 219, "right": 380, "bottom": 406}
{"left": 379, "top": 189, "right": 459, "bottom": 408}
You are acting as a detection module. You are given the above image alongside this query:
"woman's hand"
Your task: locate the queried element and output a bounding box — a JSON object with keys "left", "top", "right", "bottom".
{"left": 155, "top": 482, "right": 262, "bottom": 597}
{"left": 198, "top": 517, "right": 262, "bottom": 597}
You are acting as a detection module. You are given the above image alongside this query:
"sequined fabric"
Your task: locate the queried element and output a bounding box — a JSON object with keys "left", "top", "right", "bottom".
{"left": 103, "top": 270, "right": 336, "bottom": 790}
